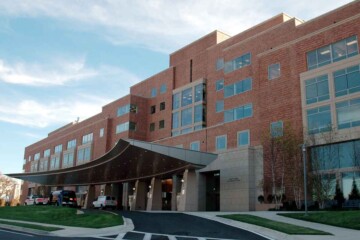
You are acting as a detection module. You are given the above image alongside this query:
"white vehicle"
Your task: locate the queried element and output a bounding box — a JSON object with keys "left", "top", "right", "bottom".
{"left": 24, "top": 195, "right": 48, "bottom": 205}
{"left": 92, "top": 196, "right": 117, "bottom": 209}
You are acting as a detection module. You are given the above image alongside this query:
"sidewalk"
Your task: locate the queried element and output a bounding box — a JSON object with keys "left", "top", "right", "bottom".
{"left": 186, "top": 211, "right": 360, "bottom": 240}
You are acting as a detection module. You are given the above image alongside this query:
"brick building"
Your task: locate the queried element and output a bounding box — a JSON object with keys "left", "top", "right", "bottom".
{"left": 9, "top": 1, "right": 360, "bottom": 211}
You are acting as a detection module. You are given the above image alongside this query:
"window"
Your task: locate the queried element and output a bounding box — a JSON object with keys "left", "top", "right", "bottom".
{"left": 100, "top": 128, "right": 104, "bottom": 137}
{"left": 39, "top": 159, "right": 48, "bottom": 172}
{"left": 150, "top": 105, "right": 156, "bottom": 114}
{"left": 238, "top": 130, "right": 250, "bottom": 147}
{"left": 82, "top": 133, "right": 93, "bottom": 144}
{"left": 268, "top": 63, "right": 280, "bottom": 80}
{"left": 159, "top": 120, "right": 165, "bottom": 129}
{"left": 224, "top": 53, "right": 251, "bottom": 74}
{"left": 270, "top": 121, "right": 284, "bottom": 137}
{"left": 50, "top": 156, "right": 60, "bottom": 170}
{"left": 173, "top": 93, "right": 180, "bottom": 110}
{"left": 194, "top": 104, "right": 204, "bottom": 123}
{"left": 160, "top": 102, "right": 165, "bottom": 111}
{"left": 150, "top": 123, "right": 155, "bottom": 132}
{"left": 67, "top": 139, "right": 76, "bottom": 150}
{"left": 336, "top": 97, "right": 360, "bottom": 129}
{"left": 216, "top": 100, "right": 224, "bottom": 113}
{"left": 28, "top": 155, "right": 32, "bottom": 162}
{"left": 181, "top": 107, "right": 192, "bottom": 126}
{"left": 54, "top": 144, "right": 62, "bottom": 153}
{"left": 160, "top": 84, "right": 167, "bottom": 93}
{"left": 151, "top": 88, "right": 157, "bottom": 97}
{"left": 195, "top": 84, "right": 204, "bottom": 102}
{"left": 216, "top": 135, "right": 227, "bottom": 151}
{"left": 190, "top": 141, "right": 200, "bottom": 151}
{"left": 216, "top": 58, "right": 224, "bottom": 71}
{"left": 44, "top": 149, "right": 50, "bottom": 158}
{"left": 181, "top": 88, "right": 193, "bottom": 106}
{"left": 34, "top": 153, "right": 40, "bottom": 161}
{"left": 307, "top": 36, "right": 358, "bottom": 70}
{"left": 31, "top": 161, "right": 38, "bottom": 172}
{"left": 172, "top": 112, "right": 179, "bottom": 129}
{"left": 117, "top": 104, "right": 137, "bottom": 116}
{"left": 305, "top": 75, "right": 329, "bottom": 104}
{"left": 224, "top": 78, "right": 252, "bottom": 98}
{"left": 333, "top": 64, "right": 360, "bottom": 97}
{"left": 62, "top": 152, "right": 74, "bottom": 168}
{"left": 216, "top": 79, "right": 224, "bottom": 91}
{"left": 307, "top": 105, "right": 332, "bottom": 134}
{"left": 77, "top": 146, "right": 91, "bottom": 165}
{"left": 116, "top": 122, "right": 136, "bottom": 134}
{"left": 224, "top": 103, "right": 253, "bottom": 123}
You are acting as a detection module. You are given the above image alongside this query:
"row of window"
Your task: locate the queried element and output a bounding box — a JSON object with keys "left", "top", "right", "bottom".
{"left": 117, "top": 104, "right": 137, "bottom": 117}
{"left": 116, "top": 122, "right": 136, "bottom": 134}
{"left": 173, "top": 83, "right": 205, "bottom": 110}
{"left": 151, "top": 84, "right": 167, "bottom": 98}
{"left": 307, "top": 35, "right": 358, "bottom": 70}
{"left": 224, "top": 103, "right": 253, "bottom": 123}
{"left": 150, "top": 120, "right": 165, "bottom": 132}
{"left": 150, "top": 102, "right": 165, "bottom": 114}
{"left": 224, "top": 53, "right": 251, "bottom": 74}
{"left": 307, "top": 97, "right": 360, "bottom": 134}
{"left": 224, "top": 78, "right": 252, "bottom": 98}
{"left": 215, "top": 130, "right": 250, "bottom": 151}
{"left": 305, "top": 64, "right": 360, "bottom": 105}
{"left": 30, "top": 146, "right": 92, "bottom": 172}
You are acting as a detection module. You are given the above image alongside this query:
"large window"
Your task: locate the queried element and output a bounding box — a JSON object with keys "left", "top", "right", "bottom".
{"left": 224, "top": 78, "right": 252, "bottom": 98}
{"left": 216, "top": 79, "right": 224, "bottom": 91}
{"left": 238, "top": 130, "right": 250, "bottom": 147}
{"left": 224, "top": 53, "right": 251, "bottom": 74}
{"left": 54, "top": 144, "right": 62, "bottom": 153}
{"left": 117, "top": 104, "right": 137, "bottom": 117}
{"left": 116, "top": 122, "right": 136, "bottom": 134}
{"left": 82, "top": 133, "right": 93, "bottom": 144}
{"left": 336, "top": 97, "right": 360, "bottom": 129}
{"left": 224, "top": 103, "right": 253, "bottom": 123}
{"left": 50, "top": 156, "right": 60, "bottom": 170}
{"left": 307, "top": 105, "right": 332, "bottom": 134}
{"left": 34, "top": 153, "right": 40, "bottom": 161}
{"left": 62, "top": 152, "right": 74, "bottom": 168}
{"left": 195, "top": 84, "right": 204, "bottom": 102}
{"left": 305, "top": 75, "right": 329, "bottom": 104}
{"left": 77, "top": 146, "right": 91, "bottom": 165}
{"left": 270, "top": 121, "right": 284, "bottom": 137}
{"left": 268, "top": 63, "right": 281, "bottom": 80}
{"left": 307, "top": 36, "right": 358, "bottom": 70}
{"left": 67, "top": 139, "right": 76, "bottom": 150}
{"left": 172, "top": 112, "right": 179, "bottom": 129}
{"left": 194, "top": 104, "right": 204, "bottom": 123}
{"left": 44, "top": 149, "right": 50, "bottom": 158}
{"left": 216, "top": 135, "right": 227, "bottom": 151}
{"left": 39, "top": 159, "right": 48, "bottom": 172}
{"left": 173, "top": 93, "right": 180, "bottom": 110}
{"left": 333, "top": 64, "right": 360, "bottom": 97}
{"left": 181, "top": 108, "right": 192, "bottom": 127}
{"left": 181, "top": 88, "right": 193, "bottom": 106}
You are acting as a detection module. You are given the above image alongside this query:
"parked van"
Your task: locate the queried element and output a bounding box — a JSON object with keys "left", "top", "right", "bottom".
{"left": 93, "top": 195, "right": 117, "bottom": 209}
{"left": 49, "top": 190, "right": 77, "bottom": 207}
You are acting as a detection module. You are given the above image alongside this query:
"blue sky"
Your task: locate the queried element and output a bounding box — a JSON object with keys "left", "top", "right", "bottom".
{"left": 0, "top": 0, "right": 352, "bottom": 174}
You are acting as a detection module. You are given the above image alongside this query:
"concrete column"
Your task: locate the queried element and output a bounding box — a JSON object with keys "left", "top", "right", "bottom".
{"left": 133, "top": 180, "right": 147, "bottom": 210}
{"left": 104, "top": 184, "right": 111, "bottom": 195}
{"left": 171, "top": 175, "right": 181, "bottom": 211}
{"left": 84, "top": 185, "right": 95, "bottom": 209}
{"left": 177, "top": 169, "right": 198, "bottom": 211}
{"left": 146, "top": 178, "right": 162, "bottom": 211}
{"left": 122, "top": 183, "right": 130, "bottom": 210}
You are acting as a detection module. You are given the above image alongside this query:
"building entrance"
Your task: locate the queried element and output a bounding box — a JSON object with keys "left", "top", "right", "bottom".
{"left": 205, "top": 171, "right": 220, "bottom": 211}
{"left": 162, "top": 179, "right": 172, "bottom": 210}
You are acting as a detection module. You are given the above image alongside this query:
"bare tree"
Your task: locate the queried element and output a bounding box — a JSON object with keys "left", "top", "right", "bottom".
{"left": 0, "top": 173, "right": 16, "bottom": 204}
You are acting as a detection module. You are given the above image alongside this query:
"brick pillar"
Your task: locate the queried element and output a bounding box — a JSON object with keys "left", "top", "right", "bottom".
{"left": 146, "top": 178, "right": 162, "bottom": 211}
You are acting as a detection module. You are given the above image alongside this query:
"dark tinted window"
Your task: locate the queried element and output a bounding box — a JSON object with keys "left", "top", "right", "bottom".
{"left": 106, "top": 196, "right": 111, "bottom": 200}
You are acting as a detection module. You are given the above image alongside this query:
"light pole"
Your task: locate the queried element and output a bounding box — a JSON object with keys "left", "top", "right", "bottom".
{"left": 302, "top": 143, "right": 308, "bottom": 216}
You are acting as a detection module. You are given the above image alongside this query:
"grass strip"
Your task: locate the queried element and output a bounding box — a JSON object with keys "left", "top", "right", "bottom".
{"left": 279, "top": 211, "right": 360, "bottom": 230}
{"left": 0, "top": 206, "right": 123, "bottom": 228}
{"left": 218, "top": 214, "right": 331, "bottom": 235}
{"left": 0, "top": 220, "right": 62, "bottom": 231}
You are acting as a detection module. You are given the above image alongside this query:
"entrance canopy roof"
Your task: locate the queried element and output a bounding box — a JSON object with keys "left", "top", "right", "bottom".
{"left": 8, "top": 139, "right": 217, "bottom": 186}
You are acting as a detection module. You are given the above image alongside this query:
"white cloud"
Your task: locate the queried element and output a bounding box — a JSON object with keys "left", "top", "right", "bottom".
{"left": 0, "top": 0, "right": 352, "bottom": 52}
{"left": 0, "top": 58, "right": 98, "bottom": 86}
{"left": 0, "top": 97, "right": 110, "bottom": 128}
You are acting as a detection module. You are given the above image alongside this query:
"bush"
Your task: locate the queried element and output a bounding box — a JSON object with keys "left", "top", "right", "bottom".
{"left": 267, "top": 194, "right": 273, "bottom": 203}
{"left": 257, "top": 195, "right": 265, "bottom": 204}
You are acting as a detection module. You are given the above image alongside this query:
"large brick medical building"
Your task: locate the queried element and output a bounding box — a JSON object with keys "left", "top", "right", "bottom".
{"left": 10, "top": 1, "right": 360, "bottom": 211}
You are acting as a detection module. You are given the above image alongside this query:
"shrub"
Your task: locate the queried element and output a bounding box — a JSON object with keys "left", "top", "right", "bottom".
{"left": 257, "top": 195, "right": 265, "bottom": 204}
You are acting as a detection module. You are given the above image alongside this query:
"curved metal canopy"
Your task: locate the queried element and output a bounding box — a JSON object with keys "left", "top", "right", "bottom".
{"left": 8, "top": 139, "right": 217, "bottom": 186}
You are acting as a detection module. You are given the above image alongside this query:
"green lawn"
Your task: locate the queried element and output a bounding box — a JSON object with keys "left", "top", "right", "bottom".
{"left": 218, "top": 214, "right": 331, "bottom": 235}
{"left": 0, "top": 206, "right": 123, "bottom": 228}
{"left": 279, "top": 211, "right": 360, "bottom": 230}
{"left": 0, "top": 220, "right": 62, "bottom": 231}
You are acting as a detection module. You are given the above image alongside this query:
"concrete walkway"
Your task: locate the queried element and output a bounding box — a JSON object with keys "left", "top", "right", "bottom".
{"left": 1, "top": 211, "right": 359, "bottom": 239}
{"left": 187, "top": 211, "right": 360, "bottom": 240}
